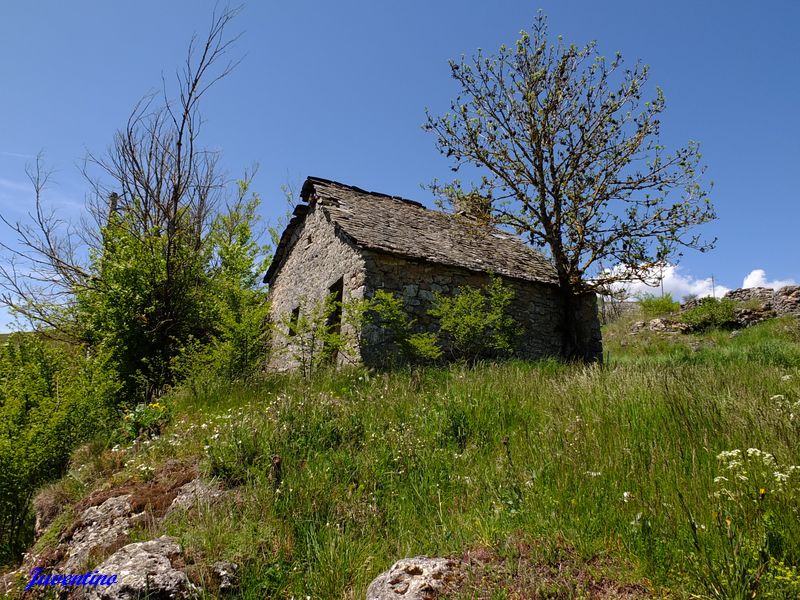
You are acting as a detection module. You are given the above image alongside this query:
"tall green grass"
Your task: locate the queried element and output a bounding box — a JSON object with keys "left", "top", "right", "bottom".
{"left": 136, "top": 318, "right": 800, "bottom": 597}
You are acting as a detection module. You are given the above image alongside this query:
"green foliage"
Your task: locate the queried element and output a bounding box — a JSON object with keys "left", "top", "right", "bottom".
{"left": 0, "top": 334, "right": 118, "bottom": 562}
{"left": 76, "top": 203, "right": 215, "bottom": 402}
{"left": 175, "top": 182, "right": 272, "bottom": 386}
{"left": 637, "top": 292, "right": 680, "bottom": 318}
{"left": 121, "top": 401, "right": 171, "bottom": 441}
{"left": 429, "top": 275, "right": 521, "bottom": 363}
{"left": 205, "top": 420, "right": 268, "bottom": 487}
{"left": 272, "top": 293, "right": 365, "bottom": 378}
{"left": 361, "top": 290, "right": 442, "bottom": 366}
{"left": 77, "top": 180, "right": 271, "bottom": 401}
{"left": 152, "top": 323, "right": 799, "bottom": 597}
{"left": 29, "top": 317, "right": 800, "bottom": 596}
{"left": 681, "top": 297, "right": 737, "bottom": 331}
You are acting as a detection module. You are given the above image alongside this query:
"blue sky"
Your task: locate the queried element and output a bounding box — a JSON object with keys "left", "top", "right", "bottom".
{"left": 1, "top": 1, "right": 798, "bottom": 330}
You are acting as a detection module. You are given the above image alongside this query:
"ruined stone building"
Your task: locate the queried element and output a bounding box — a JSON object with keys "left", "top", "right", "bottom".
{"left": 263, "top": 177, "right": 602, "bottom": 370}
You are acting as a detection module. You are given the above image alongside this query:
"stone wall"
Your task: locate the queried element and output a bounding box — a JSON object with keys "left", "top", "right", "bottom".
{"left": 267, "top": 204, "right": 367, "bottom": 371}
{"left": 360, "top": 251, "right": 602, "bottom": 364}
{"left": 267, "top": 208, "right": 604, "bottom": 370}
{"left": 723, "top": 285, "right": 800, "bottom": 318}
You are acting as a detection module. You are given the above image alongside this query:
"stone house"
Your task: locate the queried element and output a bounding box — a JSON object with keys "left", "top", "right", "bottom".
{"left": 263, "top": 176, "right": 602, "bottom": 370}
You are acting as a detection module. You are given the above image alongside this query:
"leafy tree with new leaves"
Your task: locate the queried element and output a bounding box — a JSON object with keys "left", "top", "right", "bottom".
{"left": 424, "top": 14, "right": 716, "bottom": 360}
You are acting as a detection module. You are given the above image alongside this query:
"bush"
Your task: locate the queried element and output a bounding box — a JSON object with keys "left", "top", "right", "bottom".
{"left": 121, "top": 401, "right": 171, "bottom": 441}
{"left": 637, "top": 293, "right": 680, "bottom": 317}
{"left": 681, "top": 297, "right": 737, "bottom": 331}
{"left": 362, "top": 290, "right": 442, "bottom": 366}
{"left": 0, "top": 334, "right": 118, "bottom": 562}
{"left": 429, "top": 275, "right": 521, "bottom": 363}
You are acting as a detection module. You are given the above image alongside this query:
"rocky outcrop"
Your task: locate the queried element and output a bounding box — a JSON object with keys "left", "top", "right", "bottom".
{"left": 166, "top": 479, "right": 225, "bottom": 517}
{"left": 630, "top": 318, "right": 690, "bottom": 334}
{"left": 366, "top": 557, "right": 462, "bottom": 600}
{"left": 84, "top": 537, "right": 197, "bottom": 600}
{"left": 733, "top": 306, "right": 776, "bottom": 328}
{"left": 1, "top": 472, "right": 227, "bottom": 598}
{"left": 63, "top": 495, "right": 145, "bottom": 572}
{"left": 212, "top": 561, "right": 239, "bottom": 594}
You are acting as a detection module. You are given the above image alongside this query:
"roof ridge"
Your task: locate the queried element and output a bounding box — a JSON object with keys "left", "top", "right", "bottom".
{"left": 304, "top": 176, "right": 427, "bottom": 209}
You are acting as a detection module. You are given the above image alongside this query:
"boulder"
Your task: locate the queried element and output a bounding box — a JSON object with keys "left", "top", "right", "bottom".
{"left": 212, "top": 561, "right": 239, "bottom": 594}
{"left": 85, "top": 536, "right": 197, "bottom": 600}
{"left": 366, "top": 556, "right": 461, "bottom": 600}
{"left": 63, "top": 495, "right": 144, "bottom": 572}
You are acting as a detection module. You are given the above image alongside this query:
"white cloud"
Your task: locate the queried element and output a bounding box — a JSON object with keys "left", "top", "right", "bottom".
{"left": 610, "top": 264, "right": 730, "bottom": 301}
{"left": 742, "top": 269, "right": 795, "bottom": 290}
{"left": 0, "top": 177, "right": 30, "bottom": 192}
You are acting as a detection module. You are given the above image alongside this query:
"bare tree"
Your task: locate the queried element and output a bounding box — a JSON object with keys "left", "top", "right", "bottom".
{"left": 0, "top": 156, "right": 89, "bottom": 335}
{"left": 0, "top": 6, "right": 242, "bottom": 340}
{"left": 424, "top": 14, "right": 715, "bottom": 360}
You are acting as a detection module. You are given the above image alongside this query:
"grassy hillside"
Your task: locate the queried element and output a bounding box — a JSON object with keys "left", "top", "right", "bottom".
{"left": 17, "top": 317, "right": 800, "bottom": 598}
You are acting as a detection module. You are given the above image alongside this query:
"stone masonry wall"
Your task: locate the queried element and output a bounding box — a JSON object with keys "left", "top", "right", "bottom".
{"left": 267, "top": 205, "right": 367, "bottom": 371}
{"left": 360, "top": 251, "right": 602, "bottom": 364}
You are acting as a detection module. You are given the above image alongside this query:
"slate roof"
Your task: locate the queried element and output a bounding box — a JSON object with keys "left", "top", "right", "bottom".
{"left": 263, "top": 176, "right": 558, "bottom": 286}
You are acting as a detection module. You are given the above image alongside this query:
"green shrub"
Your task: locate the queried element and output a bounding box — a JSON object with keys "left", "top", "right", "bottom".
{"left": 681, "top": 297, "right": 737, "bottom": 331}
{"left": 362, "top": 290, "right": 442, "bottom": 366}
{"left": 0, "top": 334, "right": 119, "bottom": 562}
{"left": 637, "top": 292, "right": 680, "bottom": 317}
{"left": 121, "top": 401, "right": 171, "bottom": 441}
{"left": 429, "top": 275, "right": 521, "bottom": 363}
{"left": 271, "top": 293, "right": 367, "bottom": 378}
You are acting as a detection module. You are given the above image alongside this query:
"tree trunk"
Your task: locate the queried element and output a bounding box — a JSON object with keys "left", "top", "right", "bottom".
{"left": 558, "top": 283, "right": 603, "bottom": 363}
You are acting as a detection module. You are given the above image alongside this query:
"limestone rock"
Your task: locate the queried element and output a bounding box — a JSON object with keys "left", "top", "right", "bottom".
{"left": 85, "top": 536, "right": 197, "bottom": 600}
{"left": 680, "top": 297, "right": 704, "bottom": 311}
{"left": 166, "top": 479, "right": 224, "bottom": 516}
{"left": 630, "top": 318, "right": 689, "bottom": 334}
{"left": 366, "top": 556, "right": 461, "bottom": 600}
{"left": 722, "top": 285, "right": 800, "bottom": 318}
{"left": 212, "top": 561, "right": 239, "bottom": 594}
{"left": 64, "top": 495, "right": 143, "bottom": 572}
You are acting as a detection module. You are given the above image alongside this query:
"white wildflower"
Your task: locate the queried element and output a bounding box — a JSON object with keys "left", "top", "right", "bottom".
{"left": 713, "top": 476, "right": 729, "bottom": 484}
{"left": 623, "top": 491, "right": 632, "bottom": 503}
{"left": 717, "top": 449, "right": 741, "bottom": 461}
{"left": 774, "top": 471, "right": 789, "bottom": 483}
